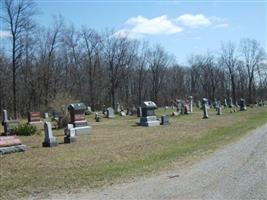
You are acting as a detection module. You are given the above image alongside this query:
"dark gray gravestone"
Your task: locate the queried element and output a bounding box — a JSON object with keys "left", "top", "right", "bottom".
{"left": 160, "top": 115, "right": 170, "bottom": 125}
{"left": 216, "top": 107, "right": 222, "bottom": 115}
{"left": 239, "top": 98, "right": 247, "bottom": 111}
{"left": 95, "top": 112, "right": 101, "bottom": 122}
{"left": 176, "top": 99, "right": 182, "bottom": 113}
{"left": 139, "top": 101, "right": 160, "bottom": 127}
{"left": 228, "top": 97, "right": 233, "bottom": 108}
{"left": 43, "top": 122, "right": 57, "bottom": 147}
{"left": 2, "top": 109, "right": 20, "bottom": 135}
{"left": 107, "top": 107, "right": 115, "bottom": 118}
{"left": 137, "top": 107, "right": 142, "bottom": 117}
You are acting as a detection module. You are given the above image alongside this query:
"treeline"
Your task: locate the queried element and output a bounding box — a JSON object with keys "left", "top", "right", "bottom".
{"left": 0, "top": 0, "right": 267, "bottom": 118}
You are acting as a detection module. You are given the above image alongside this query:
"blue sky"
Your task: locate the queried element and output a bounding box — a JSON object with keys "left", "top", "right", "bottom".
{"left": 1, "top": 0, "right": 266, "bottom": 64}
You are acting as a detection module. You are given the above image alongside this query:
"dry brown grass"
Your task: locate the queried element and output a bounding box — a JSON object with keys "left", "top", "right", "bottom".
{"left": 0, "top": 107, "right": 266, "bottom": 199}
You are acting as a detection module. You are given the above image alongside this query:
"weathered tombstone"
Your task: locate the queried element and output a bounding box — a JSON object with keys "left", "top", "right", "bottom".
{"left": 184, "top": 104, "right": 189, "bottom": 115}
{"left": 160, "top": 115, "right": 170, "bottom": 125}
{"left": 28, "top": 112, "right": 43, "bottom": 129}
{"left": 188, "top": 96, "right": 193, "bottom": 113}
{"left": 131, "top": 106, "right": 137, "bottom": 116}
{"left": 224, "top": 99, "right": 228, "bottom": 107}
{"left": 139, "top": 101, "right": 160, "bottom": 127}
{"left": 68, "top": 103, "right": 91, "bottom": 135}
{"left": 85, "top": 106, "right": 92, "bottom": 115}
{"left": 64, "top": 124, "right": 76, "bottom": 143}
{"left": 228, "top": 97, "right": 233, "bottom": 108}
{"left": 116, "top": 103, "right": 121, "bottom": 114}
{"left": 172, "top": 111, "right": 179, "bottom": 116}
{"left": 216, "top": 106, "right": 222, "bottom": 115}
{"left": 44, "top": 112, "right": 49, "bottom": 119}
{"left": 95, "top": 112, "right": 101, "bottom": 122}
{"left": 52, "top": 110, "right": 59, "bottom": 121}
{"left": 120, "top": 111, "right": 126, "bottom": 117}
{"left": 239, "top": 98, "right": 247, "bottom": 111}
{"left": 176, "top": 99, "right": 182, "bottom": 113}
{"left": 2, "top": 110, "right": 20, "bottom": 135}
{"left": 202, "top": 98, "right": 209, "bottom": 119}
{"left": 42, "top": 122, "right": 57, "bottom": 147}
{"left": 107, "top": 107, "right": 115, "bottom": 118}
{"left": 137, "top": 107, "right": 142, "bottom": 117}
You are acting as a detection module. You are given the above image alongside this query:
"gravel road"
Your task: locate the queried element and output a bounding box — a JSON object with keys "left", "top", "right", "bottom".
{"left": 49, "top": 123, "right": 267, "bottom": 200}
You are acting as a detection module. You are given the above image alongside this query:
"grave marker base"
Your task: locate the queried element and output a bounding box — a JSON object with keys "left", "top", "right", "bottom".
{"left": 0, "top": 144, "right": 26, "bottom": 155}
{"left": 64, "top": 137, "right": 76, "bottom": 143}
{"left": 42, "top": 140, "right": 58, "bottom": 147}
{"left": 75, "top": 126, "right": 91, "bottom": 135}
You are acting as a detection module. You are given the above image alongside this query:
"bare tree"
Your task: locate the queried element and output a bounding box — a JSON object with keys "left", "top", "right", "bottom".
{"left": 148, "top": 45, "right": 172, "bottom": 104}
{"left": 103, "top": 32, "right": 136, "bottom": 108}
{"left": 1, "top": 0, "right": 37, "bottom": 118}
{"left": 220, "top": 41, "right": 238, "bottom": 103}
{"left": 239, "top": 38, "right": 265, "bottom": 103}
{"left": 81, "top": 28, "right": 103, "bottom": 110}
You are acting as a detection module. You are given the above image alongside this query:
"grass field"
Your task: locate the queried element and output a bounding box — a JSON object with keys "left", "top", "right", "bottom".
{"left": 0, "top": 106, "right": 267, "bottom": 199}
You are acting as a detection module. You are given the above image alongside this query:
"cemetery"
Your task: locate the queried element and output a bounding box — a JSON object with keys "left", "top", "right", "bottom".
{"left": 0, "top": 101, "right": 266, "bottom": 199}
{"left": 0, "top": 1, "right": 266, "bottom": 199}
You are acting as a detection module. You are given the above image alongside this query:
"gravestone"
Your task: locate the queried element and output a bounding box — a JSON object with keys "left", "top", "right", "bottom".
{"left": 2, "top": 110, "right": 20, "bottom": 135}
{"left": 0, "top": 136, "right": 26, "bottom": 155}
{"left": 131, "top": 106, "right": 137, "bottom": 116}
{"left": 228, "top": 97, "right": 233, "bottom": 108}
{"left": 44, "top": 113, "right": 49, "bottom": 119}
{"left": 120, "top": 111, "right": 126, "bottom": 117}
{"left": 116, "top": 103, "right": 121, "bottom": 114}
{"left": 217, "top": 107, "right": 222, "bottom": 115}
{"left": 188, "top": 96, "right": 193, "bottom": 113}
{"left": 85, "top": 106, "right": 92, "bottom": 115}
{"left": 139, "top": 101, "right": 160, "bottom": 127}
{"left": 224, "top": 99, "right": 228, "bottom": 107}
{"left": 202, "top": 98, "right": 209, "bottom": 119}
{"left": 95, "top": 112, "right": 101, "bottom": 122}
{"left": 107, "top": 107, "right": 115, "bottom": 118}
{"left": 68, "top": 103, "right": 91, "bottom": 135}
{"left": 172, "top": 111, "right": 179, "bottom": 116}
{"left": 137, "top": 107, "right": 142, "bottom": 117}
{"left": 28, "top": 112, "right": 43, "bottom": 129}
{"left": 216, "top": 102, "right": 223, "bottom": 115}
{"left": 42, "top": 122, "right": 57, "bottom": 147}
{"left": 64, "top": 124, "right": 76, "bottom": 143}
{"left": 52, "top": 110, "right": 59, "bottom": 121}
{"left": 176, "top": 99, "right": 182, "bottom": 113}
{"left": 184, "top": 104, "right": 189, "bottom": 115}
{"left": 160, "top": 115, "right": 170, "bottom": 125}
{"left": 239, "top": 98, "right": 247, "bottom": 111}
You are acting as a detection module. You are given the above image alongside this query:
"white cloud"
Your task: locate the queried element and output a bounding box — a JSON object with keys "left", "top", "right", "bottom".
{"left": 214, "top": 23, "right": 229, "bottom": 28}
{"left": 176, "top": 14, "right": 211, "bottom": 28}
{"left": 115, "top": 15, "right": 183, "bottom": 38}
{"left": 176, "top": 14, "right": 229, "bottom": 29}
{"left": 115, "top": 14, "right": 229, "bottom": 39}
{"left": 0, "top": 31, "right": 11, "bottom": 38}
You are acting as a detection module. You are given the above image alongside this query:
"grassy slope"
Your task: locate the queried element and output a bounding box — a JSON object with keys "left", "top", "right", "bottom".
{"left": 0, "top": 107, "right": 266, "bottom": 199}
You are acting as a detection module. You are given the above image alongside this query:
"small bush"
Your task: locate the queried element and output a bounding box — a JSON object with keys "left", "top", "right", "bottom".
{"left": 11, "top": 123, "right": 38, "bottom": 136}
